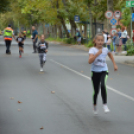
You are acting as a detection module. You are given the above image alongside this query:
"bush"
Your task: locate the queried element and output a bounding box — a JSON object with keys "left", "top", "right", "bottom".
{"left": 126, "top": 47, "right": 134, "bottom": 56}
{"left": 63, "top": 38, "right": 76, "bottom": 44}
{"left": 84, "top": 40, "right": 94, "bottom": 48}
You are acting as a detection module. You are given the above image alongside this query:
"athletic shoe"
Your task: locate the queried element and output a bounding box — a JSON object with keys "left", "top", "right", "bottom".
{"left": 19, "top": 55, "right": 22, "bottom": 58}
{"left": 103, "top": 104, "right": 110, "bottom": 113}
{"left": 93, "top": 105, "right": 98, "bottom": 115}
{"left": 40, "top": 68, "right": 43, "bottom": 72}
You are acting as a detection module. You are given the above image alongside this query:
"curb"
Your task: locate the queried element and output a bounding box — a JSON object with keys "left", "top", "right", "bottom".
{"left": 124, "top": 60, "right": 134, "bottom": 65}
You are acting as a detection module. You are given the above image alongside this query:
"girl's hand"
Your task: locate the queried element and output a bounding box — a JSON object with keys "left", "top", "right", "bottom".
{"left": 45, "top": 50, "right": 48, "bottom": 53}
{"left": 114, "top": 64, "right": 118, "bottom": 71}
{"left": 97, "top": 49, "right": 102, "bottom": 56}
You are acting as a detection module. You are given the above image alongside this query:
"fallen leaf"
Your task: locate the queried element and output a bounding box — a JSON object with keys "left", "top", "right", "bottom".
{"left": 51, "top": 91, "right": 55, "bottom": 94}
{"left": 110, "top": 78, "right": 113, "bottom": 80}
{"left": 18, "top": 109, "right": 21, "bottom": 111}
{"left": 18, "top": 101, "right": 22, "bottom": 103}
{"left": 40, "top": 126, "right": 44, "bottom": 130}
{"left": 81, "top": 71, "right": 83, "bottom": 73}
{"left": 10, "top": 97, "right": 14, "bottom": 100}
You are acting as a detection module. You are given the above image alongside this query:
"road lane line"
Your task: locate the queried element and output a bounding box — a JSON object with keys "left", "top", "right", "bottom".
{"left": 50, "top": 59, "right": 134, "bottom": 102}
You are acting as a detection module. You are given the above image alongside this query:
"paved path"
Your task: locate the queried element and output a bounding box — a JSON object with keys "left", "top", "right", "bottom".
{"left": 0, "top": 38, "right": 134, "bottom": 134}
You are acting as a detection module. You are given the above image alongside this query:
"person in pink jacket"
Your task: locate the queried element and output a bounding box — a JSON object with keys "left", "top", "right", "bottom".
{"left": 107, "top": 35, "right": 112, "bottom": 51}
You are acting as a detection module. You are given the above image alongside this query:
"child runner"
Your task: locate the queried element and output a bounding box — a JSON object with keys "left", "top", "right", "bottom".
{"left": 88, "top": 33, "right": 118, "bottom": 115}
{"left": 16, "top": 33, "right": 25, "bottom": 58}
{"left": 38, "top": 35, "right": 48, "bottom": 72}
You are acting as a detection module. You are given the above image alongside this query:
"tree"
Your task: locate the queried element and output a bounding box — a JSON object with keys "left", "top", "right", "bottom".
{"left": 0, "top": 0, "right": 10, "bottom": 12}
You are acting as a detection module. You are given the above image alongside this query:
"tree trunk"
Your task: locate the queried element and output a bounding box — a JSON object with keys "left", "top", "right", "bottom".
{"left": 69, "top": 18, "right": 77, "bottom": 37}
{"left": 54, "top": 25, "right": 57, "bottom": 38}
{"left": 84, "top": 24, "right": 87, "bottom": 38}
{"left": 58, "top": 16, "right": 69, "bottom": 38}
{"left": 88, "top": 3, "right": 93, "bottom": 39}
{"left": 80, "top": 25, "right": 82, "bottom": 35}
{"left": 107, "top": 0, "right": 114, "bottom": 32}
{"left": 58, "top": 25, "right": 62, "bottom": 38}
{"left": 43, "top": 23, "right": 46, "bottom": 36}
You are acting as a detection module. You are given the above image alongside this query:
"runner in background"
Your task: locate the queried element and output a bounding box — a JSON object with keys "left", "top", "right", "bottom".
{"left": 88, "top": 33, "right": 118, "bottom": 115}
{"left": 38, "top": 35, "right": 48, "bottom": 72}
{"left": 16, "top": 33, "right": 25, "bottom": 58}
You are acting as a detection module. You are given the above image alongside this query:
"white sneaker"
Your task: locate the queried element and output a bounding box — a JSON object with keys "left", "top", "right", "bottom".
{"left": 40, "top": 68, "right": 43, "bottom": 72}
{"left": 93, "top": 105, "right": 98, "bottom": 115}
{"left": 103, "top": 104, "right": 110, "bottom": 113}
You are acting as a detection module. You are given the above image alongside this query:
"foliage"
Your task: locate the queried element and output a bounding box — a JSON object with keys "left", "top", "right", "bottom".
{"left": 0, "top": 0, "right": 10, "bottom": 12}
{"left": 127, "top": 48, "right": 134, "bottom": 56}
{"left": 120, "top": 7, "right": 131, "bottom": 27}
{"left": 84, "top": 40, "right": 94, "bottom": 48}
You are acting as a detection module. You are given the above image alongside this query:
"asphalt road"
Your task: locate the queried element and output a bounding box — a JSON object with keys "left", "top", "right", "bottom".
{"left": 0, "top": 38, "right": 134, "bottom": 134}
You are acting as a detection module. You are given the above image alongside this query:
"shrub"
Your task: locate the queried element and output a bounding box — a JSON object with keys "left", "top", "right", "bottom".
{"left": 126, "top": 47, "right": 134, "bottom": 56}
{"left": 84, "top": 40, "right": 94, "bottom": 48}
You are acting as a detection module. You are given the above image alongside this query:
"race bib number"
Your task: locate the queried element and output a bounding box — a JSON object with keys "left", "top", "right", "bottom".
{"left": 94, "top": 58, "right": 106, "bottom": 66}
{"left": 40, "top": 43, "right": 46, "bottom": 49}
{"left": 18, "top": 38, "right": 22, "bottom": 42}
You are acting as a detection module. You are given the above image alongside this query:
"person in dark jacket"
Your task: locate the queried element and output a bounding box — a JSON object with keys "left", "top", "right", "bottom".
{"left": 38, "top": 34, "right": 48, "bottom": 72}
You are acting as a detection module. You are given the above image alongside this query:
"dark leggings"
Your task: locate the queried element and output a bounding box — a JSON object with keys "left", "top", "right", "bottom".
{"left": 91, "top": 71, "right": 108, "bottom": 105}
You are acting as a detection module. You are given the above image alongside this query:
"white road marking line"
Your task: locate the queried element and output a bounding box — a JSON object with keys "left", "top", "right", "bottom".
{"left": 50, "top": 59, "right": 134, "bottom": 102}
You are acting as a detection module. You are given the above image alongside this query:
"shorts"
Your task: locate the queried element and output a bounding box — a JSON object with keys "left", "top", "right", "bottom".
{"left": 77, "top": 37, "right": 81, "bottom": 42}
{"left": 18, "top": 44, "right": 24, "bottom": 48}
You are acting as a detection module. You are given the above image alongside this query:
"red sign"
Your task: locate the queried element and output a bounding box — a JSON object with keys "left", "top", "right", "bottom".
{"left": 105, "top": 11, "right": 113, "bottom": 19}
{"left": 110, "top": 28, "right": 118, "bottom": 36}
{"left": 114, "top": 10, "right": 121, "bottom": 19}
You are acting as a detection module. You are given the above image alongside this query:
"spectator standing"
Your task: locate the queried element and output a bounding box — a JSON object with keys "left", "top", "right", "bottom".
{"left": 102, "top": 31, "right": 107, "bottom": 47}
{"left": 32, "top": 26, "right": 38, "bottom": 53}
{"left": 76, "top": 29, "right": 82, "bottom": 45}
{"left": 112, "top": 32, "right": 116, "bottom": 52}
{"left": 121, "top": 26, "right": 128, "bottom": 51}
{"left": 107, "top": 35, "right": 112, "bottom": 51}
{"left": 115, "top": 33, "right": 120, "bottom": 53}
{"left": 132, "top": 31, "right": 134, "bottom": 46}
{"left": 104, "top": 29, "right": 109, "bottom": 40}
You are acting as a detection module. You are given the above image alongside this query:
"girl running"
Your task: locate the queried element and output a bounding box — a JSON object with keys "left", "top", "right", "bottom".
{"left": 16, "top": 33, "right": 25, "bottom": 58}
{"left": 88, "top": 33, "right": 118, "bottom": 115}
{"left": 38, "top": 34, "right": 48, "bottom": 72}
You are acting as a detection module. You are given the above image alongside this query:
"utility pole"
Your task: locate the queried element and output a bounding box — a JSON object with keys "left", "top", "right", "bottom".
{"left": 107, "top": 0, "right": 114, "bottom": 32}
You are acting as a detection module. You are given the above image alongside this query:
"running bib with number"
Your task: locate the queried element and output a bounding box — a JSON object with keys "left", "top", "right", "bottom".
{"left": 40, "top": 43, "right": 46, "bottom": 49}
{"left": 18, "top": 38, "right": 23, "bottom": 42}
{"left": 94, "top": 58, "right": 106, "bottom": 67}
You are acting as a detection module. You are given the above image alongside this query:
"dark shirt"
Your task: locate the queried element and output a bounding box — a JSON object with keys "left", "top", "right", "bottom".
{"left": 16, "top": 37, "right": 24, "bottom": 46}
{"left": 38, "top": 41, "right": 48, "bottom": 53}
{"left": 32, "top": 30, "right": 38, "bottom": 41}
{"left": 118, "top": 31, "right": 122, "bottom": 38}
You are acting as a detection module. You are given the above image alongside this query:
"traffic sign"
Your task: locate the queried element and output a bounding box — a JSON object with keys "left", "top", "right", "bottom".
{"left": 114, "top": 10, "right": 121, "bottom": 19}
{"left": 105, "top": 11, "right": 113, "bottom": 19}
{"left": 110, "top": 28, "right": 118, "bottom": 36}
{"left": 126, "top": 1, "right": 134, "bottom": 7}
{"left": 74, "top": 15, "right": 80, "bottom": 22}
{"left": 109, "top": 18, "right": 118, "bottom": 25}
{"left": 132, "top": 13, "right": 134, "bottom": 22}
